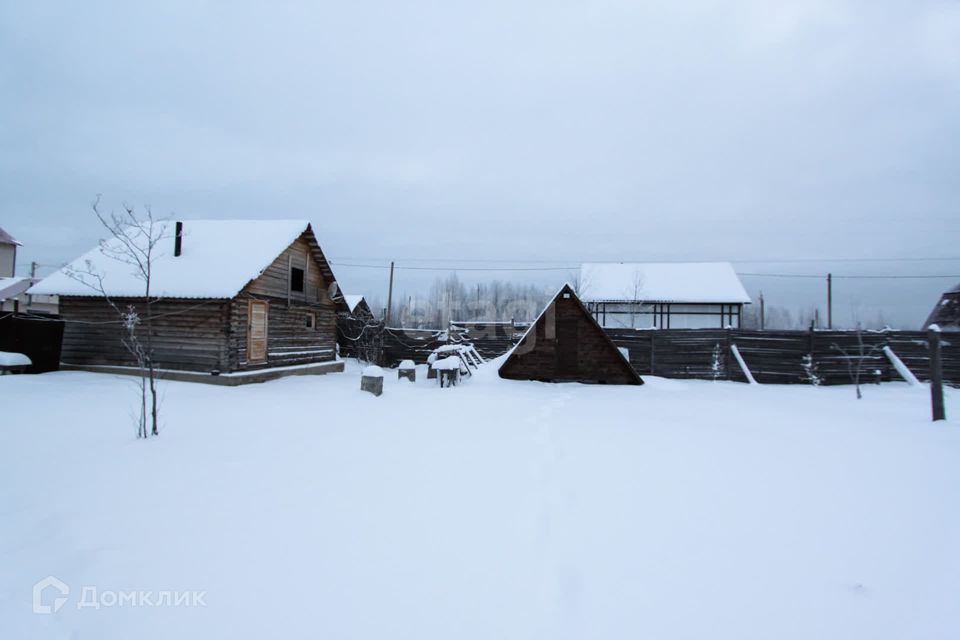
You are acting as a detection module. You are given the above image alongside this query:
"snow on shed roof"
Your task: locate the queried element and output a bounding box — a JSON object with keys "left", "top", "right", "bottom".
{"left": 579, "top": 262, "right": 751, "bottom": 304}
{"left": 0, "top": 227, "right": 21, "bottom": 246}
{"left": 30, "top": 219, "right": 326, "bottom": 299}
{"left": 0, "top": 276, "right": 33, "bottom": 301}
{"left": 344, "top": 294, "right": 366, "bottom": 313}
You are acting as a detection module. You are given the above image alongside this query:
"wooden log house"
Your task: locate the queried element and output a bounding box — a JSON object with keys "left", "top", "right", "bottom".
{"left": 30, "top": 220, "right": 347, "bottom": 380}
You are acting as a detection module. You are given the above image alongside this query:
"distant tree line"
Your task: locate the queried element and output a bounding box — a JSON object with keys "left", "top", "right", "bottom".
{"left": 741, "top": 299, "right": 890, "bottom": 331}
{"left": 366, "top": 276, "right": 892, "bottom": 331}
{"left": 376, "top": 274, "right": 555, "bottom": 328}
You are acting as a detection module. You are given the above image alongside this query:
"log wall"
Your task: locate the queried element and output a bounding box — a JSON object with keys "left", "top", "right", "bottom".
{"left": 58, "top": 297, "right": 229, "bottom": 372}
{"left": 229, "top": 296, "right": 337, "bottom": 370}
{"left": 231, "top": 237, "right": 338, "bottom": 370}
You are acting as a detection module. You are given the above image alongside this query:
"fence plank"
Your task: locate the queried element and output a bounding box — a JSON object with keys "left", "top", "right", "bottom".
{"left": 606, "top": 328, "right": 958, "bottom": 386}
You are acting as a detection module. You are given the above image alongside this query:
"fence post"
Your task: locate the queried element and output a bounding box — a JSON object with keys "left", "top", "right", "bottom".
{"left": 649, "top": 332, "right": 656, "bottom": 375}
{"left": 725, "top": 328, "right": 733, "bottom": 380}
{"left": 929, "top": 328, "right": 946, "bottom": 422}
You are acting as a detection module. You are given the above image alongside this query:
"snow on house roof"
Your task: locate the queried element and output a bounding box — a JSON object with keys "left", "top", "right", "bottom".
{"left": 30, "top": 219, "right": 325, "bottom": 299}
{"left": 0, "top": 227, "right": 21, "bottom": 246}
{"left": 344, "top": 294, "right": 366, "bottom": 314}
{"left": 579, "top": 262, "right": 751, "bottom": 304}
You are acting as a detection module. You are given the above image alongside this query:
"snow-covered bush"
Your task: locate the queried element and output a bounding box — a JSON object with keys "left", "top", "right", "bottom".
{"left": 710, "top": 343, "right": 725, "bottom": 381}
{"left": 801, "top": 354, "right": 822, "bottom": 386}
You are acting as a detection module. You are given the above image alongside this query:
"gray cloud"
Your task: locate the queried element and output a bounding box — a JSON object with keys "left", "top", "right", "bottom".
{"left": 2, "top": 0, "right": 958, "bottom": 326}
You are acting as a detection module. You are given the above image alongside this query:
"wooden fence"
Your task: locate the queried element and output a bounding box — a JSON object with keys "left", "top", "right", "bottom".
{"left": 380, "top": 327, "right": 447, "bottom": 367}
{"left": 605, "top": 328, "right": 960, "bottom": 386}
{"left": 449, "top": 321, "right": 528, "bottom": 359}
{"left": 0, "top": 313, "right": 65, "bottom": 373}
{"left": 336, "top": 319, "right": 526, "bottom": 367}
{"left": 335, "top": 315, "right": 383, "bottom": 363}
{"left": 337, "top": 318, "right": 959, "bottom": 386}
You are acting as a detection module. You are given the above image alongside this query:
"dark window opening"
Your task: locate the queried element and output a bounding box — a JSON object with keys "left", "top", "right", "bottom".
{"left": 290, "top": 267, "right": 305, "bottom": 292}
{"left": 305, "top": 313, "right": 315, "bottom": 329}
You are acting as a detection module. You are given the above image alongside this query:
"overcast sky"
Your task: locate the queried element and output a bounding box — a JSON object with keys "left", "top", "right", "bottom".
{"left": 2, "top": 1, "right": 958, "bottom": 326}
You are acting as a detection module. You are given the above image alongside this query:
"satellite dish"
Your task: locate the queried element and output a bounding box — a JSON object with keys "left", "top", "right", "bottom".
{"left": 328, "top": 281, "right": 340, "bottom": 300}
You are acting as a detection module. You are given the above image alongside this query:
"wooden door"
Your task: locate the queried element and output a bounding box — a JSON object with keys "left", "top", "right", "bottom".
{"left": 557, "top": 317, "right": 578, "bottom": 374}
{"left": 248, "top": 300, "right": 268, "bottom": 362}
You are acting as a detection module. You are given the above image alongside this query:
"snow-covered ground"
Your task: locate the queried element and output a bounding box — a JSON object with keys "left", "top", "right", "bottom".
{"left": 2, "top": 361, "right": 959, "bottom": 639}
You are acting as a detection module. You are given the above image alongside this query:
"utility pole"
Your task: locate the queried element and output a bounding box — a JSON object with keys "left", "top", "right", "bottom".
{"left": 929, "top": 327, "right": 946, "bottom": 421}
{"left": 28, "top": 261, "right": 37, "bottom": 309}
{"left": 385, "top": 261, "right": 395, "bottom": 326}
{"left": 827, "top": 273, "right": 833, "bottom": 330}
{"left": 759, "top": 292, "right": 765, "bottom": 331}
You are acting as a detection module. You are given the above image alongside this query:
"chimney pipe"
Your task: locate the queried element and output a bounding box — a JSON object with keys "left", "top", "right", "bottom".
{"left": 174, "top": 221, "right": 183, "bottom": 256}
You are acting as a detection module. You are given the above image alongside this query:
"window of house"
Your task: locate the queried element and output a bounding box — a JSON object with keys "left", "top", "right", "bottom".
{"left": 290, "top": 267, "right": 305, "bottom": 292}
{"left": 305, "top": 312, "right": 315, "bottom": 329}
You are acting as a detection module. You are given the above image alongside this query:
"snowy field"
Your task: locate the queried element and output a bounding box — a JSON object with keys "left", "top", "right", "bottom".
{"left": 2, "top": 360, "right": 960, "bottom": 639}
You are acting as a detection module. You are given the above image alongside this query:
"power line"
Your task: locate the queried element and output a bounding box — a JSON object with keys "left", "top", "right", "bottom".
{"left": 330, "top": 262, "right": 577, "bottom": 272}
{"left": 739, "top": 273, "right": 960, "bottom": 280}
{"left": 329, "top": 255, "right": 960, "bottom": 265}
{"left": 21, "top": 258, "right": 960, "bottom": 279}
{"left": 330, "top": 261, "right": 960, "bottom": 279}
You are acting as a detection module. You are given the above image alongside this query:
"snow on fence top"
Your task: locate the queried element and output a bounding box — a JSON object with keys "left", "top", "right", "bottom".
{"left": 579, "top": 262, "right": 751, "bottom": 304}
{"left": 30, "top": 220, "right": 315, "bottom": 299}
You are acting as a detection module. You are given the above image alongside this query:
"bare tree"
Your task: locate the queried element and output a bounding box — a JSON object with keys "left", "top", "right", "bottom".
{"left": 571, "top": 269, "right": 590, "bottom": 298}
{"left": 629, "top": 268, "right": 647, "bottom": 329}
{"left": 830, "top": 324, "right": 883, "bottom": 399}
{"left": 66, "top": 196, "right": 169, "bottom": 438}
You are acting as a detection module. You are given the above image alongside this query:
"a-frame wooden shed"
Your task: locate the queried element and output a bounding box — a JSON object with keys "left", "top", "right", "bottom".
{"left": 499, "top": 284, "right": 643, "bottom": 385}
{"left": 924, "top": 282, "right": 960, "bottom": 331}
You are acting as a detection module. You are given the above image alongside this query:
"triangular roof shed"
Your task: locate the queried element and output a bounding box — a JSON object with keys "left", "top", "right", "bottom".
{"left": 499, "top": 284, "right": 643, "bottom": 385}
{"left": 924, "top": 282, "right": 960, "bottom": 331}
{"left": 344, "top": 294, "right": 372, "bottom": 317}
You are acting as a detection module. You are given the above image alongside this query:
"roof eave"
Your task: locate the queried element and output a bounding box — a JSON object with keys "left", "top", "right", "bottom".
{"left": 582, "top": 298, "right": 751, "bottom": 304}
